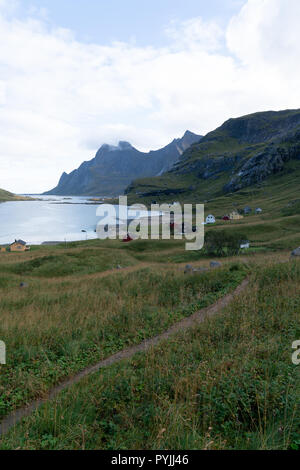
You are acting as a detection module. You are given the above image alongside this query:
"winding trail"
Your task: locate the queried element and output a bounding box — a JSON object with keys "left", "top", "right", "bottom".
{"left": 0, "top": 278, "right": 249, "bottom": 437}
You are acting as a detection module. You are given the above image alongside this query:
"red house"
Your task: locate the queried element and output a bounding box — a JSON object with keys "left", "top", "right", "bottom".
{"left": 123, "top": 234, "right": 133, "bottom": 243}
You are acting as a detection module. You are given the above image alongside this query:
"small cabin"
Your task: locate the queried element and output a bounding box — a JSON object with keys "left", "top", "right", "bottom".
{"left": 222, "top": 215, "right": 230, "bottom": 221}
{"left": 10, "top": 240, "right": 28, "bottom": 252}
{"left": 244, "top": 206, "right": 252, "bottom": 215}
{"left": 122, "top": 234, "right": 133, "bottom": 243}
{"left": 240, "top": 241, "right": 250, "bottom": 249}
{"left": 206, "top": 215, "right": 216, "bottom": 224}
{"left": 255, "top": 208, "right": 263, "bottom": 214}
{"left": 229, "top": 211, "right": 244, "bottom": 221}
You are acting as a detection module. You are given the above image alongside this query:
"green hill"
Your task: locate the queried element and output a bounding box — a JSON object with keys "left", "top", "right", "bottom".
{"left": 0, "top": 188, "right": 33, "bottom": 202}
{"left": 0, "top": 188, "right": 16, "bottom": 202}
{"left": 125, "top": 109, "right": 300, "bottom": 207}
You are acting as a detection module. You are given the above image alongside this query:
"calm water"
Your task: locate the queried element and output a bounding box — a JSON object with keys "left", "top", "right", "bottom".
{"left": 0, "top": 195, "right": 157, "bottom": 245}
{"left": 0, "top": 196, "right": 102, "bottom": 245}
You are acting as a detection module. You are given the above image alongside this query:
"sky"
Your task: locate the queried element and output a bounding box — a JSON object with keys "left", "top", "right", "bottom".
{"left": 0, "top": 0, "right": 300, "bottom": 193}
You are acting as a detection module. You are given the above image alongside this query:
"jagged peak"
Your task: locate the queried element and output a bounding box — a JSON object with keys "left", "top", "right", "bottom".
{"left": 118, "top": 141, "right": 133, "bottom": 150}
{"left": 98, "top": 141, "right": 134, "bottom": 153}
{"left": 183, "top": 130, "right": 196, "bottom": 138}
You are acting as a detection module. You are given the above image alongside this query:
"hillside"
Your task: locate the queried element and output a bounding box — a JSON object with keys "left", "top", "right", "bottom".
{"left": 0, "top": 188, "right": 32, "bottom": 202}
{"left": 126, "top": 109, "right": 300, "bottom": 203}
{"left": 44, "top": 131, "right": 202, "bottom": 197}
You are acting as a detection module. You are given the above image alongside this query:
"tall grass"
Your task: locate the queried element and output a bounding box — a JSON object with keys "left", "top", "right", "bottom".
{"left": 1, "top": 261, "right": 298, "bottom": 450}
{"left": 0, "top": 257, "right": 245, "bottom": 419}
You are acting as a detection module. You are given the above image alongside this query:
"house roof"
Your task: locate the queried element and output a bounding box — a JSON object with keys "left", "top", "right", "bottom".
{"left": 11, "top": 239, "right": 26, "bottom": 246}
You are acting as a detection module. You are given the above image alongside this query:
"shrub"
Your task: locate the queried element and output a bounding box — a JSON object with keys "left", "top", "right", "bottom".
{"left": 205, "top": 230, "right": 248, "bottom": 257}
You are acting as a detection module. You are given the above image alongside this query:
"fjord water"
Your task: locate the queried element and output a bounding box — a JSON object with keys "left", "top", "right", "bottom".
{"left": 0, "top": 196, "right": 104, "bottom": 245}
{"left": 0, "top": 196, "right": 157, "bottom": 245}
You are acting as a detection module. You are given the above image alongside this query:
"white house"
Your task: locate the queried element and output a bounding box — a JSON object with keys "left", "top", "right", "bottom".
{"left": 206, "top": 215, "right": 216, "bottom": 224}
{"left": 240, "top": 242, "right": 250, "bottom": 249}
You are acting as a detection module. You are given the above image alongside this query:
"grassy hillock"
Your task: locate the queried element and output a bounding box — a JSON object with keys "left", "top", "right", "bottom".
{"left": 0, "top": 189, "right": 16, "bottom": 202}
{"left": 0, "top": 188, "right": 32, "bottom": 202}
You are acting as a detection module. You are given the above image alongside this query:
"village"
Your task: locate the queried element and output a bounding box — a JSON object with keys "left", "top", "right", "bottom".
{"left": 0, "top": 205, "right": 263, "bottom": 252}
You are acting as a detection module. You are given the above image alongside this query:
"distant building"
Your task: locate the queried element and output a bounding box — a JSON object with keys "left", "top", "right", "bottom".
{"left": 229, "top": 211, "right": 244, "bottom": 220}
{"left": 255, "top": 208, "right": 263, "bottom": 214}
{"left": 244, "top": 206, "right": 252, "bottom": 215}
{"left": 222, "top": 215, "right": 230, "bottom": 221}
{"left": 10, "top": 240, "right": 29, "bottom": 252}
{"left": 206, "top": 215, "right": 216, "bottom": 224}
{"left": 0, "top": 247, "right": 6, "bottom": 253}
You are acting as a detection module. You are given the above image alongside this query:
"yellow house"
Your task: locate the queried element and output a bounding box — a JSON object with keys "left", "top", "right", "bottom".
{"left": 229, "top": 211, "right": 244, "bottom": 221}
{"left": 10, "top": 240, "right": 28, "bottom": 252}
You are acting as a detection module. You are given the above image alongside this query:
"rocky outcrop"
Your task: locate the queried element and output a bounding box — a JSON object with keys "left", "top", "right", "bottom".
{"left": 174, "top": 155, "right": 241, "bottom": 180}
{"left": 224, "top": 144, "right": 300, "bottom": 193}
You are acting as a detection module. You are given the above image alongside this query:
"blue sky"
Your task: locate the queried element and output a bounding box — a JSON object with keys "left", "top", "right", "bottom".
{"left": 11, "top": 0, "right": 245, "bottom": 46}
{"left": 0, "top": 0, "right": 299, "bottom": 192}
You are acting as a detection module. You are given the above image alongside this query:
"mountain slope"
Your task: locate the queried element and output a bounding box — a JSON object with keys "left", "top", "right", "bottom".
{"left": 126, "top": 109, "right": 300, "bottom": 202}
{"left": 44, "top": 131, "right": 202, "bottom": 196}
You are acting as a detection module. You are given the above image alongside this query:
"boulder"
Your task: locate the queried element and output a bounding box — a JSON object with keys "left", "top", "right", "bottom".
{"left": 184, "top": 264, "right": 193, "bottom": 274}
{"left": 210, "top": 261, "right": 222, "bottom": 269}
{"left": 291, "top": 247, "right": 300, "bottom": 257}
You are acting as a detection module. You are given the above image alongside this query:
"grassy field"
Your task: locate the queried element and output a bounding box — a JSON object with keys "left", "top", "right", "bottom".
{"left": 0, "top": 203, "right": 299, "bottom": 450}
{"left": 0, "top": 242, "right": 247, "bottom": 420}
{"left": 0, "top": 254, "right": 299, "bottom": 450}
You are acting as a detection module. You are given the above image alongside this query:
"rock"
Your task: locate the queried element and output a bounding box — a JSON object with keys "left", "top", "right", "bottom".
{"left": 291, "top": 247, "right": 300, "bottom": 257}
{"left": 184, "top": 264, "right": 193, "bottom": 274}
{"left": 210, "top": 261, "right": 222, "bottom": 269}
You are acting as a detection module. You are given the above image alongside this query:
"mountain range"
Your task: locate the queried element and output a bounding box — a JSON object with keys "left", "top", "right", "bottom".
{"left": 44, "top": 131, "right": 202, "bottom": 196}
{"left": 126, "top": 109, "right": 300, "bottom": 202}
{"left": 43, "top": 108, "right": 300, "bottom": 201}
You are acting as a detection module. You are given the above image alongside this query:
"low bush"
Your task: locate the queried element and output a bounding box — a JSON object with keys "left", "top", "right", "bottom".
{"left": 205, "top": 230, "right": 248, "bottom": 257}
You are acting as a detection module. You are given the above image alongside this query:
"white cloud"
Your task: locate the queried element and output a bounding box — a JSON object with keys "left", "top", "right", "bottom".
{"left": 165, "top": 17, "right": 224, "bottom": 52}
{"left": 0, "top": 0, "right": 300, "bottom": 193}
